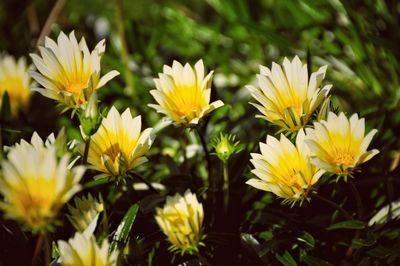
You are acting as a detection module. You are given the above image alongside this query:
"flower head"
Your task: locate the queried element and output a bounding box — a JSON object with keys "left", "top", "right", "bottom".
{"left": 305, "top": 112, "right": 379, "bottom": 176}
{"left": 0, "top": 132, "right": 84, "bottom": 232}
{"left": 247, "top": 130, "right": 325, "bottom": 205}
{"left": 67, "top": 193, "right": 104, "bottom": 232}
{"left": 29, "top": 31, "right": 119, "bottom": 107}
{"left": 88, "top": 106, "right": 155, "bottom": 177}
{"left": 247, "top": 56, "right": 331, "bottom": 132}
{"left": 0, "top": 54, "right": 32, "bottom": 116}
{"left": 211, "top": 133, "right": 242, "bottom": 162}
{"left": 58, "top": 231, "right": 118, "bottom": 266}
{"left": 149, "top": 60, "right": 224, "bottom": 127}
{"left": 155, "top": 190, "right": 205, "bottom": 255}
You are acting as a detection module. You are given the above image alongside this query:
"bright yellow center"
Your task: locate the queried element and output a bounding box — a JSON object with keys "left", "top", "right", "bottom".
{"left": 0, "top": 77, "right": 27, "bottom": 101}
{"left": 64, "top": 80, "right": 87, "bottom": 94}
{"left": 331, "top": 153, "right": 355, "bottom": 166}
{"left": 104, "top": 143, "right": 122, "bottom": 162}
{"left": 284, "top": 171, "right": 302, "bottom": 190}
{"left": 166, "top": 83, "right": 204, "bottom": 121}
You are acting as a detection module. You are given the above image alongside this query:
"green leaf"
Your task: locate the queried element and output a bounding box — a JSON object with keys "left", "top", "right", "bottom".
{"left": 276, "top": 251, "right": 298, "bottom": 266}
{"left": 109, "top": 203, "right": 140, "bottom": 254}
{"left": 302, "top": 254, "right": 332, "bottom": 266}
{"left": 51, "top": 241, "right": 60, "bottom": 259}
{"left": 351, "top": 237, "right": 376, "bottom": 248}
{"left": 84, "top": 176, "right": 112, "bottom": 189}
{"left": 297, "top": 232, "right": 315, "bottom": 248}
{"left": 327, "top": 220, "right": 366, "bottom": 230}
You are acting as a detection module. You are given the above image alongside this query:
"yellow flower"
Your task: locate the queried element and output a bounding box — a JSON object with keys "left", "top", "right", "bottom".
{"left": 58, "top": 231, "right": 118, "bottom": 266}
{"left": 247, "top": 130, "right": 325, "bottom": 205}
{"left": 0, "top": 54, "right": 32, "bottom": 116}
{"left": 29, "top": 31, "right": 119, "bottom": 107}
{"left": 305, "top": 112, "right": 379, "bottom": 175}
{"left": 67, "top": 193, "right": 104, "bottom": 232}
{"left": 149, "top": 60, "right": 224, "bottom": 126}
{"left": 0, "top": 132, "right": 85, "bottom": 232}
{"left": 247, "top": 56, "right": 331, "bottom": 132}
{"left": 155, "top": 190, "right": 205, "bottom": 255}
{"left": 88, "top": 106, "right": 155, "bottom": 177}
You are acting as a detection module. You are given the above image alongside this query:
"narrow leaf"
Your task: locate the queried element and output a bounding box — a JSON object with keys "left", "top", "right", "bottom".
{"left": 109, "top": 203, "right": 140, "bottom": 253}
{"left": 327, "top": 220, "right": 366, "bottom": 230}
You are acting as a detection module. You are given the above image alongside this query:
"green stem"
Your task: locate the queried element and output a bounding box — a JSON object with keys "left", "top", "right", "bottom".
{"left": 314, "top": 194, "right": 353, "bottom": 220}
{"left": 115, "top": 0, "right": 135, "bottom": 95}
{"left": 349, "top": 179, "right": 363, "bottom": 219}
{"left": 31, "top": 234, "right": 44, "bottom": 266}
{"left": 195, "top": 127, "right": 212, "bottom": 187}
{"left": 129, "top": 171, "right": 160, "bottom": 195}
{"left": 43, "top": 234, "right": 50, "bottom": 266}
{"left": 181, "top": 128, "right": 187, "bottom": 168}
{"left": 347, "top": 179, "right": 364, "bottom": 258}
{"left": 82, "top": 136, "right": 91, "bottom": 164}
{"left": 223, "top": 161, "right": 229, "bottom": 213}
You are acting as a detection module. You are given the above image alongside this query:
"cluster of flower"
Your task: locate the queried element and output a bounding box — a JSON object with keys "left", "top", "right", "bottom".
{"left": 0, "top": 30, "right": 379, "bottom": 263}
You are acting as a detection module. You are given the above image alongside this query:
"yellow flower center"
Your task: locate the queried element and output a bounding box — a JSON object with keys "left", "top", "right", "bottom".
{"left": 283, "top": 171, "right": 302, "bottom": 190}
{"left": 104, "top": 143, "right": 121, "bottom": 162}
{"left": 65, "top": 80, "right": 87, "bottom": 94}
{"left": 331, "top": 153, "right": 355, "bottom": 166}
{"left": 0, "top": 77, "right": 27, "bottom": 103}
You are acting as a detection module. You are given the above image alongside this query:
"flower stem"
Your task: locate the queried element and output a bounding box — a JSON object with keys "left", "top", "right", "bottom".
{"left": 223, "top": 161, "right": 229, "bottom": 213}
{"left": 314, "top": 194, "right": 353, "bottom": 220}
{"left": 35, "top": 0, "right": 65, "bottom": 47}
{"left": 82, "top": 136, "right": 91, "bottom": 164}
{"left": 195, "top": 127, "right": 213, "bottom": 187}
{"left": 349, "top": 179, "right": 364, "bottom": 219}
{"left": 346, "top": 179, "right": 364, "bottom": 258}
{"left": 43, "top": 234, "right": 50, "bottom": 266}
{"left": 129, "top": 171, "right": 160, "bottom": 195}
{"left": 31, "top": 234, "right": 44, "bottom": 266}
{"left": 115, "top": 0, "right": 135, "bottom": 95}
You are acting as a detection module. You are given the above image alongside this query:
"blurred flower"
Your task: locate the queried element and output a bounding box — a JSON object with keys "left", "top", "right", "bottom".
{"left": 29, "top": 31, "right": 119, "bottom": 108}
{"left": 67, "top": 193, "right": 104, "bottom": 232}
{"left": 149, "top": 60, "right": 224, "bottom": 127}
{"left": 87, "top": 106, "right": 155, "bottom": 177}
{"left": 155, "top": 190, "right": 205, "bottom": 255}
{"left": 58, "top": 231, "right": 118, "bottom": 266}
{"left": 247, "top": 56, "right": 331, "bottom": 132}
{"left": 210, "top": 133, "right": 242, "bottom": 162}
{"left": 0, "top": 54, "right": 31, "bottom": 116}
{"left": 305, "top": 112, "right": 379, "bottom": 176}
{"left": 0, "top": 132, "right": 84, "bottom": 232}
{"left": 247, "top": 130, "right": 325, "bottom": 205}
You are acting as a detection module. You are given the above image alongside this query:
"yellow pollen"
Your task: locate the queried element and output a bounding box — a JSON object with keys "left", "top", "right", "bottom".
{"left": 331, "top": 153, "right": 354, "bottom": 166}
{"left": 105, "top": 143, "right": 121, "bottom": 162}
{"left": 284, "top": 172, "right": 302, "bottom": 190}
{"left": 64, "top": 80, "right": 87, "bottom": 94}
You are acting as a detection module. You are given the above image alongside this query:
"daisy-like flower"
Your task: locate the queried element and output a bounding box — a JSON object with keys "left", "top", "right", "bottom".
{"left": 87, "top": 106, "right": 155, "bottom": 177}
{"left": 58, "top": 231, "right": 118, "bottom": 266}
{"left": 305, "top": 112, "right": 379, "bottom": 176}
{"left": 0, "top": 132, "right": 85, "bottom": 232}
{"left": 29, "top": 31, "right": 119, "bottom": 107}
{"left": 247, "top": 56, "right": 332, "bottom": 132}
{"left": 0, "top": 54, "right": 32, "bottom": 116}
{"left": 149, "top": 60, "right": 224, "bottom": 127}
{"left": 67, "top": 193, "right": 104, "bottom": 232}
{"left": 247, "top": 130, "right": 325, "bottom": 205}
{"left": 155, "top": 190, "right": 205, "bottom": 255}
